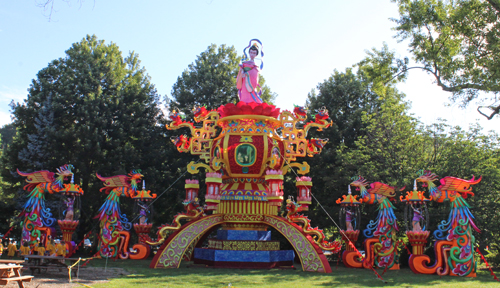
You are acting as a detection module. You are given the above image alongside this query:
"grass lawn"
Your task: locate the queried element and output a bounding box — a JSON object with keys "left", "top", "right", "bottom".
{"left": 84, "top": 258, "right": 500, "bottom": 288}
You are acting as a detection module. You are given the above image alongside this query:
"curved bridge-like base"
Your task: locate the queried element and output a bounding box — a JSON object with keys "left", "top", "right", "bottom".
{"left": 150, "top": 214, "right": 332, "bottom": 273}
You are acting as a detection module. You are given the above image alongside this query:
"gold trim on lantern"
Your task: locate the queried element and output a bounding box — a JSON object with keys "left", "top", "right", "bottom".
{"left": 184, "top": 184, "right": 199, "bottom": 189}
{"left": 296, "top": 181, "right": 312, "bottom": 186}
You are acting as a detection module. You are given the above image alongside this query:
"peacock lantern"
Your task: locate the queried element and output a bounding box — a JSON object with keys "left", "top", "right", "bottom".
{"left": 17, "top": 164, "right": 83, "bottom": 255}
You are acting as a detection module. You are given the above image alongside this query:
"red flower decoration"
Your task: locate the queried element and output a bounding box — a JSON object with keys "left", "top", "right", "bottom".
{"left": 218, "top": 101, "right": 280, "bottom": 118}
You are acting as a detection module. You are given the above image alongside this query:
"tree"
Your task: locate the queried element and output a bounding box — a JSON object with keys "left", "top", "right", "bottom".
{"left": 392, "top": 0, "right": 500, "bottom": 120}
{"left": 169, "top": 44, "right": 276, "bottom": 116}
{"left": 0, "top": 124, "right": 16, "bottom": 151}
{"left": 303, "top": 45, "right": 413, "bottom": 231}
{"left": 1, "top": 35, "right": 173, "bottom": 237}
{"left": 343, "top": 96, "right": 428, "bottom": 187}
{"left": 303, "top": 68, "right": 380, "bottom": 228}
{"left": 429, "top": 124, "right": 500, "bottom": 248}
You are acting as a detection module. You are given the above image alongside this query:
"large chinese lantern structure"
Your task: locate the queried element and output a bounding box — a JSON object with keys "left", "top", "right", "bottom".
{"left": 149, "top": 41, "right": 341, "bottom": 271}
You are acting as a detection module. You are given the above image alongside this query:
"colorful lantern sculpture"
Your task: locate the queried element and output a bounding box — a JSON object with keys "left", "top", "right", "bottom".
{"left": 95, "top": 170, "right": 145, "bottom": 259}
{"left": 400, "top": 179, "right": 431, "bottom": 266}
{"left": 350, "top": 176, "right": 400, "bottom": 270}
{"left": 205, "top": 172, "right": 222, "bottom": 212}
{"left": 295, "top": 176, "right": 312, "bottom": 211}
{"left": 132, "top": 180, "right": 156, "bottom": 259}
{"left": 57, "top": 173, "right": 84, "bottom": 257}
{"left": 149, "top": 39, "right": 340, "bottom": 273}
{"left": 410, "top": 170, "right": 482, "bottom": 277}
{"left": 17, "top": 164, "right": 78, "bottom": 250}
{"left": 336, "top": 185, "right": 362, "bottom": 268}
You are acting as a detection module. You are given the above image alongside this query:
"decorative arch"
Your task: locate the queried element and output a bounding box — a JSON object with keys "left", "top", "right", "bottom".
{"left": 150, "top": 214, "right": 331, "bottom": 273}
{"left": 150, "top": 215, "right": 223, "bottom": 269}
{"left": 262, "top": 215, "right": 331, "bottom": 273}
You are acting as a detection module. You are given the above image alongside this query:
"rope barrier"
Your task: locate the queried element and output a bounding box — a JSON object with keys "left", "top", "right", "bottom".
{"left": 1, "top": 226, "right": 15, "bottom": 240}
{"left": 475, "top": 247, "right": 499, "bottom": 281}
{"left": 67, "top": 256, "right": 97, "bottom": 287}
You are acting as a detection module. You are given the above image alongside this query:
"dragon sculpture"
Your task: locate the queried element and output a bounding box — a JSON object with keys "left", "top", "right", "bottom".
{"left": 411, "top": 170, "right": 482, "bottom": 277}
{"left": 146, "top": 198, "right": 205, "bottom": 246}
{"left": 95, "top": 170, "right": 143, "bottom": 258}
{"left": 306, "top": 138, "right": 329, "bottom": 157}
{"left": 17, "top": 164, "right": 74, "bottom": 244}
{"left": 285, "top": 198, "right": 342, "bottom": 253}
{"left": 350, "top": 176, "right": 400, "bottom": 270}
{"left": 171, "top": 135, "right": 191, "bottom": 153}
{"left": 303, "top": 106, "right": 332, "bottom": 133}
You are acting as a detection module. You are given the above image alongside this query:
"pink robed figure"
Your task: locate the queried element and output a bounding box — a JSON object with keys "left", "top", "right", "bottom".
{"left": 236, "top": 41, "right": 263, "bottom": 103}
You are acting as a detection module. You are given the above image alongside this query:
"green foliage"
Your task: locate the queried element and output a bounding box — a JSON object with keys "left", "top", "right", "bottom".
{"left": 392, "top": 0, "right": 500, "bottom": 119}
{"left": 0, "top": 124, "right": 16, "bottom": 151}
{"left": 343, "top": 95, "right": 427, "bottom": 187}
{"left": 0, "top": 124, "right": 17, "bottom": 234}
{"left": 428, "top": 124, "right": 500, "bottom": 250}
{"left": 0, "top": 35, "right": 180, "bottom": 238}
{"left": 169, "top": 44, "right": 276, "bottom": 116}
{"left": 303, "top": 46, "right": 405, "bottom": 229}
{"left": 485, "top": 243, "right": 500, "bottom": 267}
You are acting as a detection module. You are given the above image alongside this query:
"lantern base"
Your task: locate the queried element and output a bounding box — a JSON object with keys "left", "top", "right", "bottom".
{"left": 193, "top": 229, "right": 294, "bottom": 268}
{"left": 406, "top": 231, "right": 430, "bottom": 255}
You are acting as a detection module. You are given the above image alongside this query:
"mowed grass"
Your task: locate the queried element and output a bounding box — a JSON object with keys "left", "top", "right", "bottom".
{"left": 83, "top": 258, "right": 500, "bottom": 288}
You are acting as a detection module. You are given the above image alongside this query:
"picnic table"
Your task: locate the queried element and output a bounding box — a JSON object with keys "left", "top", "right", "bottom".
{"left": 0, "top": 260, "right": 24, "bottom": 265}
{"left": 0, "top": 264, "right": 34, "bottom": 288}
{"left": 22, "top": 255, "right": 80, "bottom": 275}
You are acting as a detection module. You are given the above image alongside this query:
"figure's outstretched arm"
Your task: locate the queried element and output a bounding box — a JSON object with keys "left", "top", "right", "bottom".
{"left": 236, "top": 67, "right": 243, "bottom": 90}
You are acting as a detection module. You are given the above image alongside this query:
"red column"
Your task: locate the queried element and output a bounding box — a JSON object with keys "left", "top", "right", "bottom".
{"left": 185, "top": 179, "right": 199, "bottom": 202}
{"left": 205, "top": 173, "right": 222, "bottom": 211}
{"left": 296, "top": 176, "right": 312, "bottom": 211}
{"left": 265, "top": 170, "right": 284, "bottom": 215}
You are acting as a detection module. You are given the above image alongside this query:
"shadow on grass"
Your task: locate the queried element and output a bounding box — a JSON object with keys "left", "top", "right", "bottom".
{"left": 87, "top": 259, "right": 499, "bottom": 288}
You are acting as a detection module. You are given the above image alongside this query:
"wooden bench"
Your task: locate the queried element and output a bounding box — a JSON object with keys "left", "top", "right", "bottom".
{"left": 0, "top": 276, "right": 34, "bottom": 287}
{"left": 23, "top": 257, "right": 82, "bottom": 275}
{"left": 24, "top": 265, "right": 67, "bottom": 273}
{"left": 0, "top": 264, "right": 33, "bottom": 288}
{"left": 0, "top": 260, "right": 25, "bottom": 265}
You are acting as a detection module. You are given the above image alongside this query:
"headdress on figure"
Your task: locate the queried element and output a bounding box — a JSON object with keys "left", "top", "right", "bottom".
{"left": 242, "top": 39, "right": 264, "bottom": 70}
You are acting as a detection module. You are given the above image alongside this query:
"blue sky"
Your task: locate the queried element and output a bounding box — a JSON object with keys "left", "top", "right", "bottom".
{"left": 0, "top": 0, "right": 497, "bottom": 131}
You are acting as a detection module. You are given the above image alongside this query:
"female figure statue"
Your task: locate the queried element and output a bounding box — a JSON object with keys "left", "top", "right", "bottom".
{"left": 411, "top": 204, "right": 423, "bottom": 232}
{"left": 64, "top": 196, "right": 75, "bottom": 221}
{"left": 236, "top": 39, "right": 264, "bottom": 104}
{"left": 345, "top": 207, "right": 354, "bottom": 231}
{"left": 138, "top": 202, "right": 149, "bottom": 224}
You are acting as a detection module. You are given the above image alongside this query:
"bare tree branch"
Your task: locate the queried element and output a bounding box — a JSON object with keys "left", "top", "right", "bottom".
{"left": 35, "top": 0, "right": 94, "bottom": 21}
{"left": 477, "top": 105, "right": 500, "bottom": 120}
